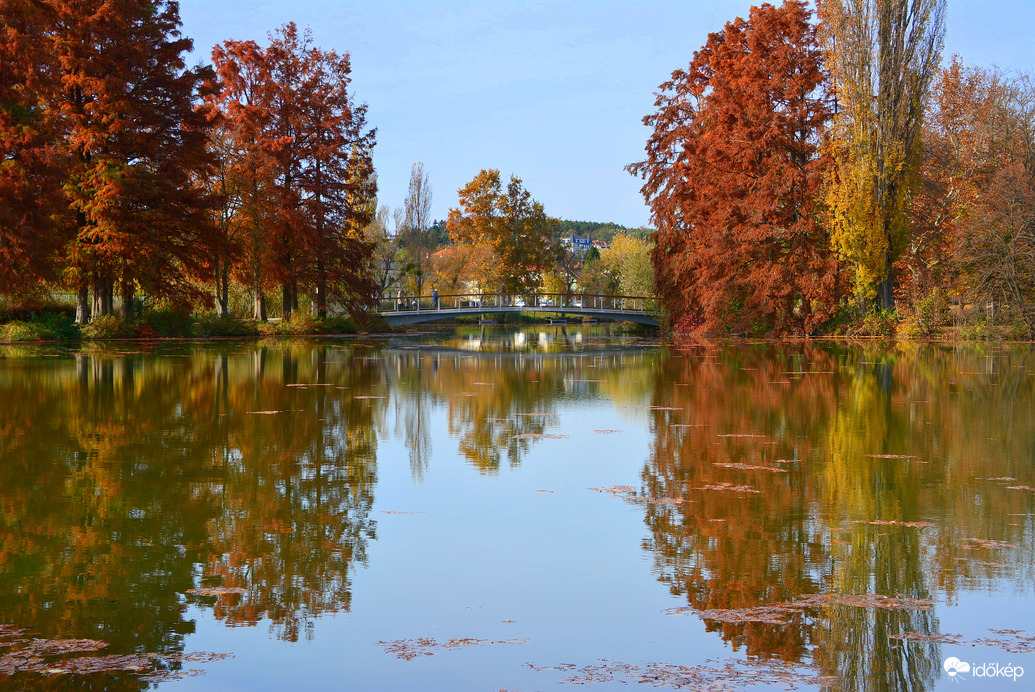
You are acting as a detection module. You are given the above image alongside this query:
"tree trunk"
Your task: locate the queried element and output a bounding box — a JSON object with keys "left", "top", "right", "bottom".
{"left": 120, "top": 281, "right": 134, "bottom": 317}
{"left": 75, "top": 287, "right": 90, "bottom": 324}
{"left": 315, "top": 261, "right": 327, "bottom": 318}
{"left": 282, "top": 282, "right": 293, "bottom": 320}
{"left": 254, "top": 289, "right": 267, "bottom": 322}
{"left": 877, "top": 252, "right": 895, "bottom": 311}
{"left": 216, "top": 265, "right": 229, "bottom": 317}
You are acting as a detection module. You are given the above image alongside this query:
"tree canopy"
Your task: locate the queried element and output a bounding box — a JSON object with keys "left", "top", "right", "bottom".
{"left": 630, "top": 0, "right": 839, "bottom": 335}
{"left": 446, "top": 170, "right": 561, "bottom": 294}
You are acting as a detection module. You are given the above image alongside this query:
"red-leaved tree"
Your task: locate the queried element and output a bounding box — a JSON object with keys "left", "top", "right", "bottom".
{"left": 629, "top": 0, "right": 840, "bottom": 335}
{"left": 50, "top": 0, "right": 218, "bottom": 321}
{"left": 211, "top": 23, "right": 377, "bottom": 321}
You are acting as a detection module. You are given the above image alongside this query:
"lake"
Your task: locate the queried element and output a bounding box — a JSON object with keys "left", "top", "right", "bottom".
{"left": 1, "top": 328, "right": 1033, "bottom": 691}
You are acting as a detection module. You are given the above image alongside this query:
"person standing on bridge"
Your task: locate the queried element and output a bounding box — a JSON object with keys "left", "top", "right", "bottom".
{"left": 396, "top": 288, "right": 403, "bottom": 311}
{"left": 432, "top": 288, "right": 439, "bottom": 309}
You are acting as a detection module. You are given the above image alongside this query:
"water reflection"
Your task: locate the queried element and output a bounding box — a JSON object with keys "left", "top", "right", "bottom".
{"left": 0, "top": 335, "right": 1033, "bottom": 691}
{"left": 640, "top": 340, "right": 1035, "bottom": 691}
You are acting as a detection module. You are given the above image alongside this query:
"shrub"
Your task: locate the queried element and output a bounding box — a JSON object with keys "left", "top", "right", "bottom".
{"left": 258, "top": 312, "right": 360, "bottom": 336}
{"left": 192, "top": 312, "right": 260, "bottom": 338}
{"left": 81, "top": 314, "right": 138, "bottom": 339}
{"left": 0, "top": 313, "right": 79, "bottom": 342}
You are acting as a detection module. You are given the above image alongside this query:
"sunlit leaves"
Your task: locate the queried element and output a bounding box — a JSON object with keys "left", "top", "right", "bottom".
{"left": 630, "top": 1, "right": 838, "bottom": 335}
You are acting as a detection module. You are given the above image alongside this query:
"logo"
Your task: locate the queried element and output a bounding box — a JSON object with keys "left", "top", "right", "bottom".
{"left": 943, "top": 657, "right": 1025, "bottom": 683}
{"left": 944, "top": 657, "right": 971, "bottom": 680}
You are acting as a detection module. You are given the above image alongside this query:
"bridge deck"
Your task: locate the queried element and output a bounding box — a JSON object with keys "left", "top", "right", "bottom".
{"left": 379, "top": 293, "right": 659, "bottom": 327}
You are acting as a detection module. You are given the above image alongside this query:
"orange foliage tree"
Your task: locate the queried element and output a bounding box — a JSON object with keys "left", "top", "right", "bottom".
{"left": 2, "top": 0, "right": 216, "bottom": 318}
{"left": 210, "top": 23, "right": 377, "bottom": 321}
{"left": 446, "top": 169, "right": 561, "bottom": 295}
{"left": 49, "top": 0, "right": 219, "bottom": 322}
{"left": 0, "top": 0, "right": 69, "bottom": 295}
{"left": 629, "top": 1, "right": 840, "bottom": 335}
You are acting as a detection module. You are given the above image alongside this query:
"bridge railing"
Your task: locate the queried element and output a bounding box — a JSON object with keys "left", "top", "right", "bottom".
{"left": 378, "top": 292, "right": 655, "bottom": 314}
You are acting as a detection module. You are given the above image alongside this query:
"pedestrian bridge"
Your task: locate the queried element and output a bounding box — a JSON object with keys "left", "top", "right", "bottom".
{"left": 379, "top": 292, "right": 660, "bottom": 327}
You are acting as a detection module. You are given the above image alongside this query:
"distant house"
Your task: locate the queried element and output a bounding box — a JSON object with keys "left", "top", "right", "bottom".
{"left": 561, "top": 234, "right": 594, "bottom": 255}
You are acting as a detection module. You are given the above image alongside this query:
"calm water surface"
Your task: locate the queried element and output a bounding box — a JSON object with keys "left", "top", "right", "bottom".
{"left": 1, "top": 328, "right": 1034, "bottom": 691}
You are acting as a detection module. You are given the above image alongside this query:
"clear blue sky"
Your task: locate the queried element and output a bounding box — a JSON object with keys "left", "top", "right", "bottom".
{"left": 178, "top": 0, "right": 1035, "bottom": 229}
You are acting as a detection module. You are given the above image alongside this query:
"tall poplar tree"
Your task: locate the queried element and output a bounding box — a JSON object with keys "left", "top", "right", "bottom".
{"left": 819, "top": 0, "right": 946, "bottom": 309}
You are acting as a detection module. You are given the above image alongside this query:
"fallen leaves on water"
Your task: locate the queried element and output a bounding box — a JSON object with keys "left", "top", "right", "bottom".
{"left": 379, "top": 638, "right": 529, "bottom": 661}
{"left": 963, "top": 537, "right": 1015, "bottom": 549}
{"left": 977, "top": 477, "right": 1018, "bottom": 481}
{"left": 889, "top": 630, "right": 1035, "bottom": 655}
{"left": 0, "top": 632, "right": 231, "bottom": 679}
{"left": 594, "top": 429, "right": 621, "bottom": 434}
{"left": 526, "top": 658, "right": 831, "bottom": 689}
{"left": 1006, "top": 485, "right": 1035, "bottom": 491}
{"left": 185, "top": 587, "right": 247, "bottom": 597}
{"left": 246, "top": 410, "right": 291, "bottom": 415}
{"left": 849, "top": 520, "right": 936, "bottom": 528}
{"left": 666, "top": 593, "right": 934, "bottom": 626}
{"left": 536, "top": 490, "right": 554, "bottom": 493}
{"left": 717, "top": 433, "right": 767, "bottom": 438}
{"left": 511, "top": 433, "right": 567, "bottom": 439}
{"left": 889, "top": 633, "right": 965, "bottom": 644}
{"left": 588, "top": 485, "right": 638, "bottom": 497}
{"left": 381, "top": 511, "right": 426, "bottom": 515}
{"left": 0, "top": 625, "right": 26, "bottom": 640}
{"left": 714, "top": 462, "right": 788, "bottom": 473}
{"left": 695, "top": 482, "right": 762, "bottom": 494}
{"left": 353, "top": 395, "right": 386, "bottom": 400}
{"left": 27, "top": 639, "right": 107, "bottom": 655}
{"left": 980, "top": 630, "right": 1035, "bottom": 654}
{"left": 863, "top": 454, "right": 917, "bottom": 459}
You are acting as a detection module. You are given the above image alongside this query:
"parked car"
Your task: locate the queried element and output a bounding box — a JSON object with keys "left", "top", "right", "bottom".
{"left": 514, "top": 297, "right": 526, "bottom": 307}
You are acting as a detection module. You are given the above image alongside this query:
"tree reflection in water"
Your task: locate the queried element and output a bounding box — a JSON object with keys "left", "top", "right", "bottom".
{"left": 640, "top": 340, "right": 1035, "bottom": 692}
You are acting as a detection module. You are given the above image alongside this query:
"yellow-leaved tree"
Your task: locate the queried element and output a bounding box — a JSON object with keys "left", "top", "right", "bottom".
{"left": 819, "top": 0, "right": 946, "bottom": 309}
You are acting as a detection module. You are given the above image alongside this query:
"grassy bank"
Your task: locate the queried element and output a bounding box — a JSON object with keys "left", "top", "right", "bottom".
{"left": 0, "top": 310, "right": 387, "bottom": 343}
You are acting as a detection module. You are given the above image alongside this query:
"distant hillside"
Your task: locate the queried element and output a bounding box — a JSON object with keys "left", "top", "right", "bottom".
{"left": 428, "top": 219, "right": 653, "bottom": 245}
{"left": 557, "top": 220, "right": 652, "bottom": 243}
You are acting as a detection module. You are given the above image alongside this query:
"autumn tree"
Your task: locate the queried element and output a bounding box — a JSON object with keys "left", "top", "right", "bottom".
{"left": 446, "top": 169, "right": 561, "bottom": 294}
{"left": 211, "top": 23, "right": 377, "bottom": 321}
{"left": 398, "top": 162, "right": 436, "bottom": 295}
{"left": 601, "top": 234, "right": 654, "bottom": 298}
{"left": 46, "top": 0, "right": 219, "bottom": 322}
{"left": 819, "top": 0, "right": 946, "bottom": 310}
{"left": 0, "top": 0, "right": 68, "bottom": 295}
{"left": 366, "top": 204, "right": 400, "bottom": 297}
{"left": 629, "top": 0, "right": 838, "bottom": 335}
